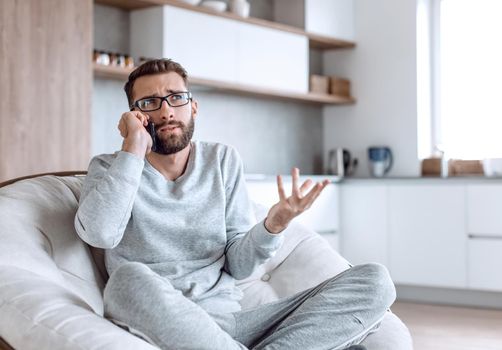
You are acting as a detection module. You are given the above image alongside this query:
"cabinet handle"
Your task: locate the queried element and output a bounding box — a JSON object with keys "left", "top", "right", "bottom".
{"left": 317, "top": 230, "right": 338, "bottom": 235}
{"left": 468, "top": 234, "right": 502, "bottom": 240}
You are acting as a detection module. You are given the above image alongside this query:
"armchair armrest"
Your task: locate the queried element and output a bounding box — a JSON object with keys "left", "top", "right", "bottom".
{"left": 0, "top": 267, "right": 157, "bottom": 350}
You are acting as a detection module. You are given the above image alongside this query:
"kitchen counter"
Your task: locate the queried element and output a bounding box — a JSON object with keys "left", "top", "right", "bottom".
{"left": 341, "top": 175, "right": 502, "bottom": 183}
{"left": 245, "top": 174, "right": 502, "bottom": 184}
{"left": 245, "top": 173, "right": 343, "bottom": 183}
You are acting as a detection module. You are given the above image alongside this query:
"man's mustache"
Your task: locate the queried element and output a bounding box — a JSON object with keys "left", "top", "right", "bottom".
{"left": 155, "top": 121, "right": 184, "bottom": 130}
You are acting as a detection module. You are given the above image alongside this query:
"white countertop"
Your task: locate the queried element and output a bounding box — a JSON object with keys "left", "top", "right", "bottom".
{"left": 245, "top": 173, "right": 342, "bottom": 183}
{"left": 341, "top": 175, "right": 502, "bottom": 183}
{"left": 245, "top": 174, "right": 502, "bottom": 184}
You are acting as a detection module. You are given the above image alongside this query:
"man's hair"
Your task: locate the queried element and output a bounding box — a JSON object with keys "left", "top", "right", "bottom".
{"left": 124, "top": 58, "right": 189, "bottom": 108}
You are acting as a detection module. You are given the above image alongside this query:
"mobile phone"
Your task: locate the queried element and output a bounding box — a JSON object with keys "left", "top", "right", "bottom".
{"left": 146, "top": 121, "right": 157, "bottom": 152}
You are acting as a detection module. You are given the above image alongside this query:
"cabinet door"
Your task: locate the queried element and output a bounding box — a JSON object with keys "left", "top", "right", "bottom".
{"left": 388, "top": 184, "right": 466, "bottom": 288}
{"left": 339, "top": 184, "right": 388, "bottom": 266}
{"left": 131, "top": 6, "right": 239, "bottom": 83}
{"left": 237, "top": 22, "right": 308, "bottom": 93}
{"left": 468, "top": 237, "right": 502, "bottom": 291}
{"left": 305, "top": 0, "right": 355, "bottom": 40}
{"left": 467, "top": 184, "right": 502, "bottom": 237}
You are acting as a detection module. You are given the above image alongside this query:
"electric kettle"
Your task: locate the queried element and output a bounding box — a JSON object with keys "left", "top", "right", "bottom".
{"left": 327, "top": 148, "right": 358, "bottom": 177}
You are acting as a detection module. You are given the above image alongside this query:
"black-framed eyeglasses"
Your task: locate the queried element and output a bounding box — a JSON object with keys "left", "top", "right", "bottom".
{"left": 132, "top": 91, "right": 192, "bottom": 112}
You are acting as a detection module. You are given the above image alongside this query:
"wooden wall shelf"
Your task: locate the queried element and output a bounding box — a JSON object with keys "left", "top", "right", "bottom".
{"left": 93, "top": 63, "right": 355, "bottom": 106}
{"left": 94, "top": 0, "right": 355, "bottom": 50}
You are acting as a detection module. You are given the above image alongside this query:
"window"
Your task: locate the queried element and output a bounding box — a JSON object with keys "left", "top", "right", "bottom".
{"left": 418, "top": 0, "right": 502, "bottom": 160}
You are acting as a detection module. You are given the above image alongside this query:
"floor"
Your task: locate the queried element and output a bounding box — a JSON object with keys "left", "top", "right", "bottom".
{"left": 392, "top": 301, "right": 502, "bottom": 350}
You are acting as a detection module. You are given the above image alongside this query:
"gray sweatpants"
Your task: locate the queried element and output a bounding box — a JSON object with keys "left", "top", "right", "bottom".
{"left": 103, "top": 262, "right": 396, "bottom": 350}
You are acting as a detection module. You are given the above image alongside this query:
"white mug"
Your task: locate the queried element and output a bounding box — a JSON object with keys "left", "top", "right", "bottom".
{"left": 370, "top": 161, "right": 387, "bottom": 177}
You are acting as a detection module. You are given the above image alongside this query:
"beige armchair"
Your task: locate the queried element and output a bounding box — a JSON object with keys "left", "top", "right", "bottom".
{"left": 0, "top": 173, "right": 412, "bottom": 349}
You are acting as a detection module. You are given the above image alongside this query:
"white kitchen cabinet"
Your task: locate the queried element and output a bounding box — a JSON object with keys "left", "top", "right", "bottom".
{"left": 245, "top": 178, "right": 339, "bottom": 250}
{"left": 468, "top": 237, "right": 502, "bottom": 291}
{"left": 388, "top": 184, "right": 467, "bottom": 288}
{"left": 130, "top": 5, "right": 308, "bottom": 92}
{"left": 274, "top": 0, "right": 355, "bottom": 41}
{"left": 131, "top": 6, "right": 238, "bottom": 83}
{"left": 467, "top": 184, "right": 502, "bottom": 237}
{"left": 466, "top": 184, "right": 502, "bottom": 291}
{"left": 339, "top": 184, "right": 388, "bottom": 266}
{"left": 237, "top": 22, "right": 308, "bottom": 92}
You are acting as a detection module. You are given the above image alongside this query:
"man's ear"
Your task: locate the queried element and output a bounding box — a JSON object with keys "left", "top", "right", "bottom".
{"left": 191, "top": 99, "right": 199, "bottom": 119}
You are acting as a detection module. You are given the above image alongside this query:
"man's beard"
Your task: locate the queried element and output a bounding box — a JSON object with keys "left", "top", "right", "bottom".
{"left": 153, "top": 115, "right": 195, "bottom": 155}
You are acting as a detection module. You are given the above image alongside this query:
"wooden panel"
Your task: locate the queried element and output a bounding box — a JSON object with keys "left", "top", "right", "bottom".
{"left": 0, "top": 0, "right": 92, "bottom": 182}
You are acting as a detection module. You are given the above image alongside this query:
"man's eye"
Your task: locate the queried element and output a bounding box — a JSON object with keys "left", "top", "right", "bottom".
{"left": 141, "top": 99, "right": 155, "bottom": 106}
{"left": 171, "top": 94, "right": 183, "bottom": 100}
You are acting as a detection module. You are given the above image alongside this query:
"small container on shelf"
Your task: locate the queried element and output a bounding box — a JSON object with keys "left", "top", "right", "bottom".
{"left": 200, "top": 0, "right": 227, "bottom": 12}
{"left": 309, "top": 74, "right": 330, "bottom": 94}
{"left": 109, "top": 52, "right": 118, "bottom": 66}
{"left": 125, "top": 55, "right": 135, "bottom": 68}
{"left": 230, "top": 0, "right": 250, "bottom": 17}
{"left": 99, "top": 52, "right": 110, "bottom": 66}
{"left": 330, "top": 76, "right": 351, "bottom": 97}
{"left": 116, "top": 53, "right": 126, "bottom": 68}
{"left": 92, "top": 50, "right": 100, "bottom": 64}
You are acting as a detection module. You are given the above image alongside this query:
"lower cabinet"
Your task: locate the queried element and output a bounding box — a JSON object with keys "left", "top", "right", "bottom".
{"left": 388, "top": 184, "right": 466, "bottom": 288}
{"left": 340, "top": 180, "right": 502, "bottom": 292}
{"left": 466, "top": 184, "right": 502, "bottom": 291}
{"left": 467, "top": 237, "right": 502, "bottom": 291}
{"left": 340, "top": 184, "right": 388, "bottom": 266}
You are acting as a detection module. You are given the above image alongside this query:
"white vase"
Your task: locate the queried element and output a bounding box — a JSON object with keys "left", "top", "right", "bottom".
{"left": 230, "top": 0, "right": 250, "bottom": 18}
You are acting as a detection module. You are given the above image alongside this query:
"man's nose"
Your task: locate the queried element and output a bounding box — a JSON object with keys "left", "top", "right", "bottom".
{"left": 159, "top": 99, "right": 174, "bottom": 120}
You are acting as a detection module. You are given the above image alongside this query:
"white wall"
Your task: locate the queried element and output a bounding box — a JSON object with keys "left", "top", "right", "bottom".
{"left": 93, "top": 4, "right": 324, "bottom": 175}
{"left": 323, "top": 0, "right": 420, "bottom": 177}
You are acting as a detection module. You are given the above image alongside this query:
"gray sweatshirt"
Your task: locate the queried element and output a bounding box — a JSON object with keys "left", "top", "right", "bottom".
{"left": 75, "top": 141, "right": 283, "bottom": 313}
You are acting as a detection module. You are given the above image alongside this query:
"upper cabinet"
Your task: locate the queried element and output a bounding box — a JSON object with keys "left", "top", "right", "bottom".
{"left": 95, "top": 0, "right": 355, "bottom": 49}
{"left": 131, "top": 6, "right": 239, "bottom": 83}
{"left": 94, "top": 0, "right": 356, "bottom": 105}
{"left": 237, "top": 22, "right": 308, "bottom": 93}
{"left": 274, "top": 0, "right": 354, "bottom": 41}
{"left": 131, "top": 5, "right": 308, "bottom": 93}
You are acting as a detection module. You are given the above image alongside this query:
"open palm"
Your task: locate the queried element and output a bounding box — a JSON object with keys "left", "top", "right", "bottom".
{"left": 265, "top": 168, "right": 330, "bottom": 234}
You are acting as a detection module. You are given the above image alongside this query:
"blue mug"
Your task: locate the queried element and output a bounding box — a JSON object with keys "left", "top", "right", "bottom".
{"left": 368, "top": 146, "right": 393, "bottom": 177}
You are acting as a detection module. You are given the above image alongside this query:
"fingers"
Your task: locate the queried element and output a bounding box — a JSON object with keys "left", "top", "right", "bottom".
{"left": 312, "top": 180, "right": 330, "bottom": 202}
{"left": 291, "top": 167, "right": 300, "bottom": 197}
{"left": 133, "top": 111, "right": 149, "bottom": 126}
{"left": 141, "top": 112, "right": 151, "bottom": 126}
{"left": 301, "top": 179, "right": 330, "bottom": 208}
{"left": 277, "top": 175, "right": 286, "bottom": 201}
{"left": 118, "top": 111, "right": 151, "bottom": 137}
{"left": 299, "top": 179, "right": 314, "bottom": 195}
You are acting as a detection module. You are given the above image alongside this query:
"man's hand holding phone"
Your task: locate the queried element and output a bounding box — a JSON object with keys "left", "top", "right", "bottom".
{"left": 118, "top": 111, "right": 153, "bottom": 158}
